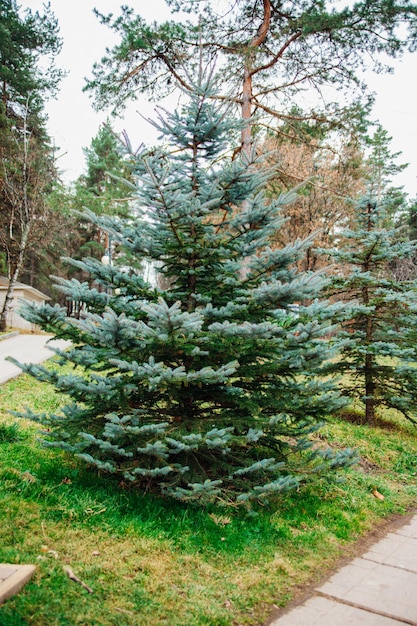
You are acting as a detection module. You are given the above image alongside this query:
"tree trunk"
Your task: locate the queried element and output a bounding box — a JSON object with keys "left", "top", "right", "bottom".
{"left": 364, "top": 350, "right": 375, "bottom": 424}
{"left": 241, "top": 64, "right": 253, "bottom": 156}
{"left": 0, "top": 222, "right": 31, "bottom": 332}
{"left": 241, "top": 0, "right": 271, "bottom": 156}
{"left": 239, "top": 1, "right": 271, "bottom": 281}
{"left": 363, "top": 265, "right": 375, "bottom": 423}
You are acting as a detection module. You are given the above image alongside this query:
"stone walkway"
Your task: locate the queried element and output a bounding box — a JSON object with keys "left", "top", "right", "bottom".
{"left": 269, "top": 514, "right": 417, "bottom": 625}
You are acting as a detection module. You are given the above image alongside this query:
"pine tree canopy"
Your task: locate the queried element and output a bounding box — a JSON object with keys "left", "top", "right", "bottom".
{"left": 85, "top": 0, "right": 417, "bottom": 137}
{"left": 15, "top": 83, "right": 356, "bottom": 505}
{"left": 0, "top": 0, "right": 63, "bottom": 111}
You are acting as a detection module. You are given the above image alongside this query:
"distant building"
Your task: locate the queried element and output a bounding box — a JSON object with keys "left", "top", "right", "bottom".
{"left": 0, "top": 277, "right": 50, "bottom": 331}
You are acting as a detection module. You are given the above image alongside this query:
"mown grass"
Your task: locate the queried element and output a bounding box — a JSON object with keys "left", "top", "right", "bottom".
{"left": 0, "top": 368, "right": 416, "bottom": 625}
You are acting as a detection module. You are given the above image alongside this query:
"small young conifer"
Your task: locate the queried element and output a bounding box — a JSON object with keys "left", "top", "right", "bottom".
{"left": 15, "top": 81, "right": 355, "bottom": 504}
{"left": 325, "top": 194, "right": 417, "bottom": 424}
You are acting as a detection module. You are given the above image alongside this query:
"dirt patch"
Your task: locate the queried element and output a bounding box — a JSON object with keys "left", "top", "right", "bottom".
{"left": 357, "top": 456, "right": 382, "bottom": 473}
{"left": 338, "top": 410, "right": 368, "bottom": 425}
{"left": 337, "top": 410, "right": 404, "bottom": 431}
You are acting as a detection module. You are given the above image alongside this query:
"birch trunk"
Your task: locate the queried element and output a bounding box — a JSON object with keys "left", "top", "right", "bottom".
{"left": 0, "top": 222, "right": 31, "bottom": 331}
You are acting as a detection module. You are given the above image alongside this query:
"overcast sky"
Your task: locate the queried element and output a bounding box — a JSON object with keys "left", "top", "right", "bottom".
{"left": 20, "top": 0, "right": 417, "bottom": 197}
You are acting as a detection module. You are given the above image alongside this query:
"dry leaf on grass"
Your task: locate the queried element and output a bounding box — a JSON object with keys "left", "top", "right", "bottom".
{"left": 373, "top": 489, "right": 385, "bottom": 500}
{"left": 21, "top": 471, "right": 37, "bottom": 483}
{"left": 209, "top": 513, "right": 231, "bottom": 526}
{"left": 47, "top": 550, "right": 59, "bottom": 559}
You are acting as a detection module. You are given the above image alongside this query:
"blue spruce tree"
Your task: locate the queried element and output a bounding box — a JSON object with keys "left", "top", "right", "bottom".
{"left": 15, "top": 83, "right": 355, "bottom": 504}
{"left": 325, "top": 195, "right": 417, "bottom": 425}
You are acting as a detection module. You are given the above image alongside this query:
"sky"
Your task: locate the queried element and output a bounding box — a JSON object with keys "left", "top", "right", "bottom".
{"left": 20, "top": 0, "right": 417, "bottom": 196}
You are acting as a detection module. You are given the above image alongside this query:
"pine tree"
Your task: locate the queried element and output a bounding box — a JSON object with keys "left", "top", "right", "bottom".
{"left": 74, "top": 123, "right": 133, "bottom": 219}
{"left": 67, "top": 123, "right": 136, "bottom": 289}
{"left": 408, "top": 197, "right": 417, "bottom": 242}
{"left": 325, "top": 195, "right": 417, "bottom": 425}
{"left": 15, "top": 84, "right": 355, "bottom": 505}
{"left": 0, "top": 0, "right": 62, "bottom": 111}
{"left": 364, "top": 125, "right": 408, "bottom": 209}
{"left": 86, "top": 0, "right": 417, "bottom": 154}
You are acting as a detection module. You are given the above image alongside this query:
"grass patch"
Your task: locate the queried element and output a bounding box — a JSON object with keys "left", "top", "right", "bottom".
{"left": 0, "top": 371, "right": 416, "bottom": 625}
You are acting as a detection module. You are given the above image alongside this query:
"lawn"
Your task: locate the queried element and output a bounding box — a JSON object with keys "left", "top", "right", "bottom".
{"left": 0, "top": 369, "right": 416, "bottom": 625}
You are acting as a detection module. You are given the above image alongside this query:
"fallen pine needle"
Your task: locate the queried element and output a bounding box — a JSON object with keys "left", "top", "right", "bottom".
{"left": 63, "top": 565, "right": 93, "bottom": 594}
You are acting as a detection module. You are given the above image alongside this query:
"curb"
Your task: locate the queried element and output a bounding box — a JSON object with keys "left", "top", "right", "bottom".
{"left": 0, "top": 331, "right": 19, "bottom": 342}
{"left": 0, "top": 564, "right": 36, "bottom": 604}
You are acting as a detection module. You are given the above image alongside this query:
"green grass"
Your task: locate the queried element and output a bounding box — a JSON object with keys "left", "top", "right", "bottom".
{"left": 0, "top": 370, "right": 416, "bottom": 625}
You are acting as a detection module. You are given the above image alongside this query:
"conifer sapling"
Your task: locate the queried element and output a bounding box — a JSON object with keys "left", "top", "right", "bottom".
{"left": 325, "top": 195, "right": 417, "bottom": 424}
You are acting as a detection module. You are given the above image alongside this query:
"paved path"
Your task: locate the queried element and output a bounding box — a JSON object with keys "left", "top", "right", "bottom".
{"left": 0, "top": 333, "right": 71, "bottom": 384}
{"left": 269, "top": 513, "right": 417, "bottom": 625}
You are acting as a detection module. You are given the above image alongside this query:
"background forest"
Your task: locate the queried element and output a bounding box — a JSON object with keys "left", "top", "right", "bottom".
{"left": 2, "top": 0, "right": 417, "bottom": 299}
{"left": 2, "top": 0, "right": 417, "bottom": 499}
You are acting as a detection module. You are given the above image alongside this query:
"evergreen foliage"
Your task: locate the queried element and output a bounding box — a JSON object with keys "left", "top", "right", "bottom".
{"left": 74, "top": 123, "right": 134, "bottom": 219}
{"left": 0, "top": 0, "right": 62, "bottom": 113}
{"left": 325, "top": 195, "right": 417, "bottom": 424}
{"left": 16, "top": 84, "right": 355, "bottom": 505}
{"left": 408, "top": 197, "right": 417, "bottom": 242}
{"left": 64, "top": 123, "right": 137, "bottom": 292}
{"left": 86, "top": 0, "right": 417, "bottom": 137}
{"left": 364, "top": 124, "right": 409, "bottom": 227}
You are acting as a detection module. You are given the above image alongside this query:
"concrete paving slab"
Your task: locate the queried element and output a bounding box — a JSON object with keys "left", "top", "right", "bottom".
{"left": 362, "top": 533, "right": 417, "bottom": 572}
{"left": 318, "top": 557, "right": 417, "bottom": 623}
{"left": 0, "top": 564, "right": 36, "bottom": 604}
{"left": 0, "top": 334, "right": 71, "bottom": 384}
{"left": 270, "top": 596, "right": 403, "bottom": 625}
{"left": 0, "top": 566, "right": 19, "bottom": 580}
{"left": 397, "top": 517, "right": 417, "bottom": 539}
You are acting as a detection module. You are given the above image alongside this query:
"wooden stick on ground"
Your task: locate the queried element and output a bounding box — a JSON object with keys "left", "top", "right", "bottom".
{"left": 63, "top": 566, "right": 93, "bottom": 594}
